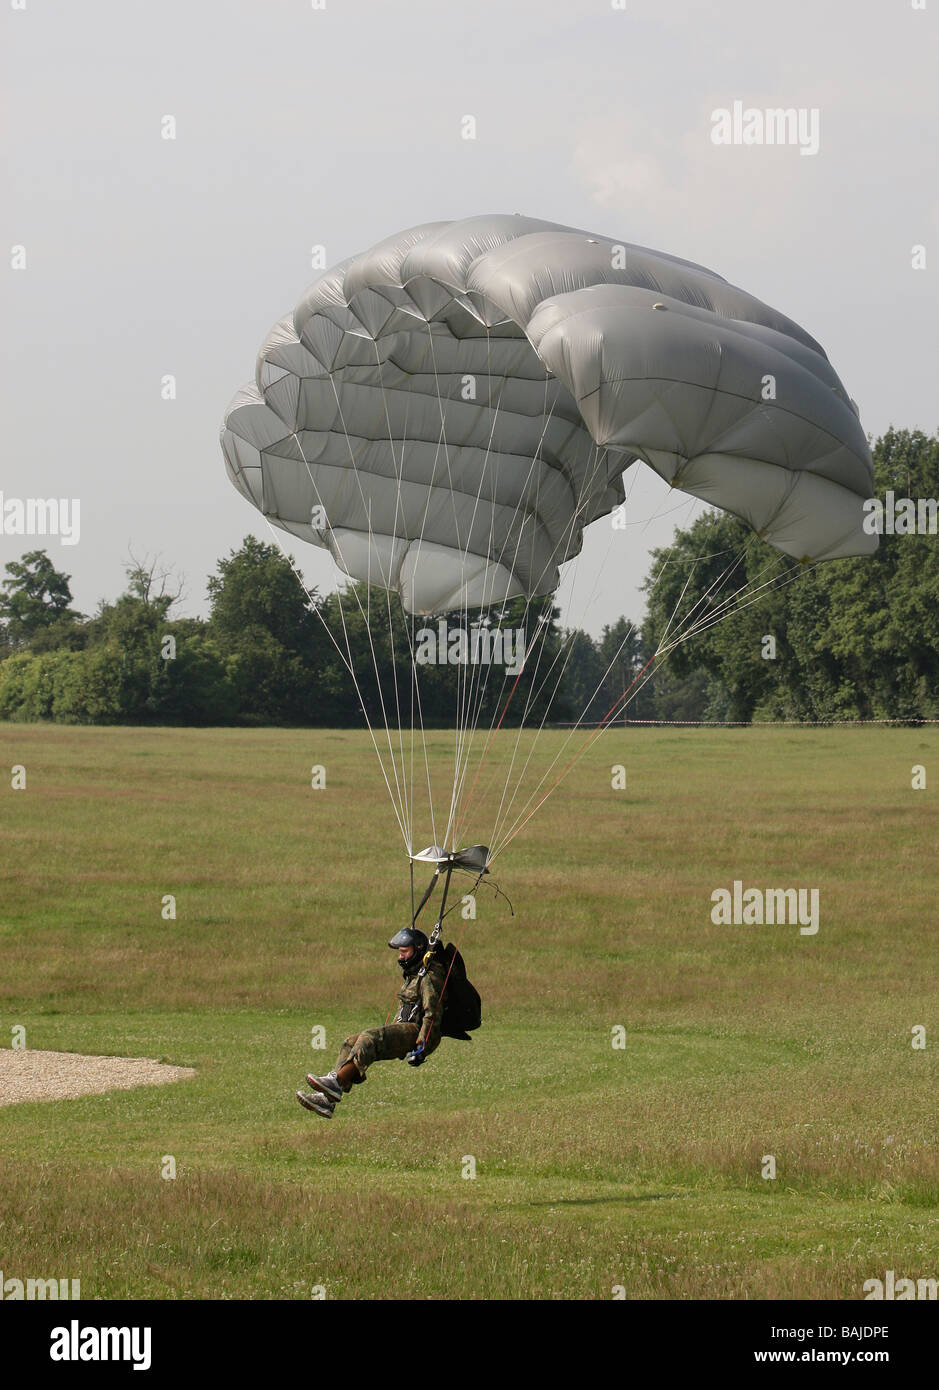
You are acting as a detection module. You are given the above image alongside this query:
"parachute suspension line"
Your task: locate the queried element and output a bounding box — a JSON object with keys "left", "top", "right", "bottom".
{"left": 681, "top": 546, "right": 799, "bottom": 638}
{"left": 483, "top": 434, "right": 634, "bottom": 849}
{"left": 372, "top": 317, "right": 596, "bottom": 858}
{"left": 456, "top": 418, "right": 624, "bottom": 849}
{"left": 422, "top": 322, "right": 538, "bottom": 854}
{"left": 320, "top": 373, "right": 417, "bottom": 849}
{"left": 370, "top": 339, "right": 443, "bottom": 851}
{"left": 490, "top": 647, "right": 661, "bottom": 862}
{"left": 448, "top": 403, "right": 770, "bottom": 860}
{"left": 267, "top": 508, "right": 409, "bottom": 848}
{"left": 412, "top": 395, "right": 466, "bottom": 850}
{"left": 483, "top": 523, "right": 596, "bottom": 844}
{"left": 383, "top": 341, "right": 438, "bottom": 850}
{"left": 499, "top": 455, "right": 646, "bottom": 751}
{"left": 286, "top": 387, "right": 411, "bottom": 849}
{"left": 490, "top": 567, "right": 699, "bottom": 860}
{"left": 373, "top": 495, "right": 413, "bottom": 849}
{"left": 419, "top": 319, "right": 491, "bottom": 850}
{"left": 408, "top": 609, "right": 418, "bottom": 848}
{"left": 489, "top": 544, "right": 724, "bottom": 855}
{"left": 454, "top": 438, "right": 633, "bottom": 846}
{"left": 410, "top": 606, "right": 438, "bottom": 849}
{"left": 447, "top": 399, "right": 571, "bottom": 844}
{"left": 455, "top": 325, "right": 525, "bottom": 762}
{"left": 445, "top": 326, "right": 507, "bottom": 846}
{"left": 432, "top": 328, "right": 527, "bottom": 857}
{"left": 489, "top": 618, "right": 631, "bottom": 853}
{"left": 259, "top": 514, "right": 410, "bottom": 851}
{"left": 488, "top": 532, "right": 759, "bottom": 858}
{"left": 444, "top": 343, "right": 511, "bottom": 850}
{"left": 365, "top": 366, "right": 414, "bottom": 850}
{"left": 449, "top": 358, "right": 594, "bottom": 833}
{"left": 573, "top": 558, "right": 822, "bottom": 766}
{"left": 455, "top": 606, "right": 553, "bottom": 847}
{"left": 513, "top": 550, "right": 822, "bottom": 861}
{"left": 489, "top": 538, "right": 812, "bottom": 859}
{"left": 481, "top": 462, "right": 705, "bottom": 825}
{"left": 454, "top": 366, "right": 557, "bottom": 756}
{"left": 407, "top": 471, "right": 439, "bottom": 851}
{"left": 482, "top": 608, "right": 565, "bottom": 850}
{"left": 371, "top": 318, "right": 512, "bottom": 859}
{"left": 452, "top": 563, "right": 567, "bottom": 845}
{"left": 371, "top": 320, "right": 512, "bottom": 858}
{"left": 481, "top": 480, "right": 711, "bottom": 835}
{"left": 422, "top": 327, "right": 472, "bottom": 851}
{"left": 659, "top": 559, "right": 769, "bottom": 654}
{"left": 650, "top": 542, "right": 782, "bottom": 658}
{"left": 450, "top": 338, "right": 609, "bottom": 858}
{"left": 657, "top": 554, "right": 817, "bottom": 657}
{"left": 446, "top": 369, "right": 564, "bottom": 848}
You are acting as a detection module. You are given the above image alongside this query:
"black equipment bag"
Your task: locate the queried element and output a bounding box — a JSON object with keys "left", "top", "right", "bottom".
{"left": 434, "top": 942, "right": 481, "bottom": 1040}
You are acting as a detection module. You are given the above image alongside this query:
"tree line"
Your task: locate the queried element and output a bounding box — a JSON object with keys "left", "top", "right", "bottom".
{"left": 0, "top": 428, "right": 935, "bottom": 726}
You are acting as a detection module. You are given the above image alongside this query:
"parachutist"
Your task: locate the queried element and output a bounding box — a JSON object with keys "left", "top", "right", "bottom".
{"left": 297, "top": 927, "right": 447, "bottom": 1119}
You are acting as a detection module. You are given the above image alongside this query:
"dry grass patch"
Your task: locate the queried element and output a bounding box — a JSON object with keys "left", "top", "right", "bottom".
{"left": 0, "top": 1050, "right": 195, "bottom": 1107}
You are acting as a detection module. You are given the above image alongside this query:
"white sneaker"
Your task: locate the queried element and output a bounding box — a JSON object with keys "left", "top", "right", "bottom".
{"left": 306, "top": 1071, "right": 343, "bottom": 1102}
{"left": 297, "top": 1089, "right": 335, "bottom": 1118}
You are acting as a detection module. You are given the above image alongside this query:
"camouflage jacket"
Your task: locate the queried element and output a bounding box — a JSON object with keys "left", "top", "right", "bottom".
{"left": 394, "top": 957, "right": 448, "bottom": 1050}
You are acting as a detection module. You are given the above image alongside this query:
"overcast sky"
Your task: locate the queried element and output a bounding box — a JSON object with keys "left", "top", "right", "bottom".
{"left": 3, "top": 0, "right": 936, "bottom": 635}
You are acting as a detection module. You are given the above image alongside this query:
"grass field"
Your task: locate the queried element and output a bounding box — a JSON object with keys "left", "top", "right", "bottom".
{"left": 0, "top": 722, "right": 936, "bottom": 1300}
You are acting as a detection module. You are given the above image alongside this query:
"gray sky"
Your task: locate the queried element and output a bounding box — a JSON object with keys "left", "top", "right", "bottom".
{"left": 3, "top": 0, "right": 936, "bottom": 635}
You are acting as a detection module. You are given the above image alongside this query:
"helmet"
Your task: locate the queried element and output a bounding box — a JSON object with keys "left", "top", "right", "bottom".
{"left": 388, "top": 927, "right": 429, "bottom": 974}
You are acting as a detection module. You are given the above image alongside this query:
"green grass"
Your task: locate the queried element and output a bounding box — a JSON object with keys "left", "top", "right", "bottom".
{"left": 0, "top": 723, "right": 936, "bottom": 1298}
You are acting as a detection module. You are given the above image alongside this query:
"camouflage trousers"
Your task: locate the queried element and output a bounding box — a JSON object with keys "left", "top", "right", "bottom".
{"left": 336, "top": 1023, "right": 419, "bottom": 1084}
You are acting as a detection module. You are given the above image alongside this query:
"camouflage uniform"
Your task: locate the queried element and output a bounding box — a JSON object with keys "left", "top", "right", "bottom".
{"left": 336, "top": 956, "right": 448, "bottom": 1083}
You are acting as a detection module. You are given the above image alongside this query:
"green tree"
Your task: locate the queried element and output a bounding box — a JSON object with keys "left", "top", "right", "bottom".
{"left": 207, "top": 537, "right": 329, "bottom": 722}
{"left": 0, "top": 550, "right": 82, "bottom": 646}
{"left": 640, "top": 428, "right": 939, "bottom": 722}
{"left": 208, "top": 537, "right": 316, "bottom": 651}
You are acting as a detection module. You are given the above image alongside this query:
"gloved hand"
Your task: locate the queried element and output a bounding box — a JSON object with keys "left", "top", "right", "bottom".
{"left": 405, "top": 1044, "right": 426, "bottom": 1067}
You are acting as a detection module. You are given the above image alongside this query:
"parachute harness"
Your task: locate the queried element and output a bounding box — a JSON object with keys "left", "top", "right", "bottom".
{"left": 420, "top": 862, "right": 452, "bottom": 967}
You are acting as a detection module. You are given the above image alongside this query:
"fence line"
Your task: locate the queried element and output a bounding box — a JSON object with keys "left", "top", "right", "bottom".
{"left": 548, "top": 717, "right": 939, "bottom": 728}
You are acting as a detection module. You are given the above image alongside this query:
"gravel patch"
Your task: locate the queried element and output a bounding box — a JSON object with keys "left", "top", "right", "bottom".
{"left": 0, "top": 1050, "right": 195, "bottom": 1106}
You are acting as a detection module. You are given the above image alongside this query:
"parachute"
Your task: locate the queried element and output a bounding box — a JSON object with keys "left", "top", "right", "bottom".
{"left": 220, "top": 214, "right": 875, "bottom": 874}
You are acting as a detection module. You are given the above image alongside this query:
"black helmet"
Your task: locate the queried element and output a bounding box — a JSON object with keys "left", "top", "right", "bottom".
{"left": 388, "top": 926, "right": 429, "bottom": 974}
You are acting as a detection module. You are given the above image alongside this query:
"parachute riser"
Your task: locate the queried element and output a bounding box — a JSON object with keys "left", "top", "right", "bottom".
{"left": 411, "top": 866, "right": 441, "bottom": 929}
{"left": 419, "top": 862, "right": 454, "bottom": 976}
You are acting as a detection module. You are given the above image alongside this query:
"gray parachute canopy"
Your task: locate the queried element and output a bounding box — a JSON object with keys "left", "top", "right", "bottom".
{"left": 221, "top": 214, "right": 875, "bottom": 615}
